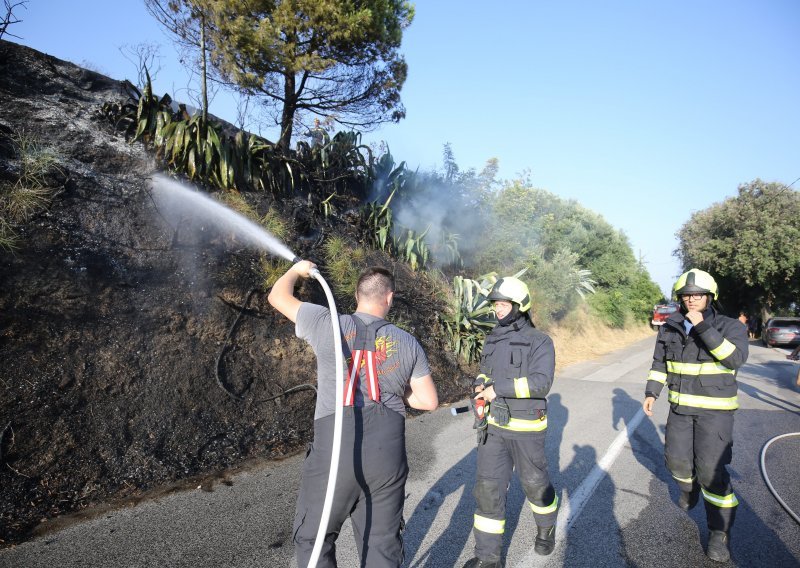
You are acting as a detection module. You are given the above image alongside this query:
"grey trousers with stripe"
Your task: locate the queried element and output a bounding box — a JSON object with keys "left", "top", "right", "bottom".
{"left": 293, "top": 405, "right": 408, "bottom": 567}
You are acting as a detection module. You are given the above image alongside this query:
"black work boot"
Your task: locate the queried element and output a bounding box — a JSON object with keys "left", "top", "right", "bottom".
{"left": 462, "top": 558, "right": 500, "bottom": 568}
{"left": 706, "top": 530, "right": 731, "bottom": 563}
{"left": 534, "top": 525, "right": 556, "bottom": 556}
{"left": 678, "top": 485, "right": 700, "bottom": 511}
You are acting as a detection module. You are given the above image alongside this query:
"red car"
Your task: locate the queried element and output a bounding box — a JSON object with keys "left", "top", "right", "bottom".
{"left": 651, "top": 303, "right": 679, "bottom": 331}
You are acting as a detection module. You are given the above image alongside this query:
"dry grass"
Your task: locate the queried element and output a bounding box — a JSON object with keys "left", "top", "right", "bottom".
{"left": 322, "top": 236, "right": 366, "bottom": 298}
{"left": 0, "top": 129, "right": 61, "bottom": 251}
{"left": 549, "top": 317, "right": 654, "bottom": 372}
{"left": 219, "top": 191, "right": 258, "bottom": 221}
{"left": 260, "top": 207, "right": 290, "bottom": 241}
{"left": 258, "top": 256, "right": 291, "bottom": 290}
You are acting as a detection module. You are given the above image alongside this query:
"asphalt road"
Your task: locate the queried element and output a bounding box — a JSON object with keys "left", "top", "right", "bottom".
{"left": 2, "top": 338, "right": 799, "bottom": 568}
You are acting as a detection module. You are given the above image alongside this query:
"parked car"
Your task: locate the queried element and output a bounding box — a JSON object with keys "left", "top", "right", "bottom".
{"left": 761, "top": 317, "right": 800, "bottom": 347}
{"left": 651, "top": 303, "right": 679, "bottom": 331}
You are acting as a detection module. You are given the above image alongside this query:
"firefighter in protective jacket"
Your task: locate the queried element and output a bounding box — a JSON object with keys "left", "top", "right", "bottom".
{"left": 643, "top": 268, "right": 748, "bottom": 563}
{"left": 464, "top": 277, "right": 559, "bottom": 568}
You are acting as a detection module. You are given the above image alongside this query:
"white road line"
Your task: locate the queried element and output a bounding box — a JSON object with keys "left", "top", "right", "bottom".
{"left": 581, "top": 350, "right": 652, "bottom": 382}
{"left": 516, "top": 408, "right": 646, "bottom": 567}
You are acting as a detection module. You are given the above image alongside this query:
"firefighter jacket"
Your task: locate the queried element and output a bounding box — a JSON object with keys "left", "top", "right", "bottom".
{"left": 645, "top": 306, "right": 748, "bottom": 413}
{"left": 478, "top": 317, "right": 556, "bottom": 434}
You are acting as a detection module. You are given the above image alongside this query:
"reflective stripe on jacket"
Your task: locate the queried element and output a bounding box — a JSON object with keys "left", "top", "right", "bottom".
{"left": 645, "top": 307, "right": 748, "bottom": 412}
{"left": 479, "top": 317, "right": 556, "bottom": 432}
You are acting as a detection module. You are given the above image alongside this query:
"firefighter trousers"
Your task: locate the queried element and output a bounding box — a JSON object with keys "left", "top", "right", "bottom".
{"left": 664, "top": 409, "right": 738, "bottom": 531}
{"left": 472, "top": 428, "right": 559, "bottom": 563}
{"left": 293, "top": 405, "right": 408, "bottom": 568}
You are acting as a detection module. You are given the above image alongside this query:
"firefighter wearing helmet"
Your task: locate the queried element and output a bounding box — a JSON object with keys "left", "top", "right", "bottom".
{"left": 464, "top": 277, "right": 559, "bottom": 567}
{"left": 643, "top": 269, "right": 748, "bottom": 562}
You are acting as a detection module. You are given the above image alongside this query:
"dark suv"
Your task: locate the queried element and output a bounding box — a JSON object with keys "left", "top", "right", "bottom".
{"left": 762, "top": 317, "right": 800, "bottom": 347}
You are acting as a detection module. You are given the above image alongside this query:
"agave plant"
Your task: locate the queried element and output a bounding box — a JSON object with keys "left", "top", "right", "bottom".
{"left": 443, "top": 273, "right": 497, "bottom": 364}
{"left": 362, "top": 188, "right": 396, "bottom": 251}
{"left": 368, "top": 150, "right": 407, "bottom": 202}
{"left": 438, "top": 230, "right": 462, "bottom": 267}
{"left": 443, "top": 269, "right": 528, "bottom": 363}
{"left": 102, "top": 72, "right": 392, "bottom": 199}
{"left": 394, "top": 225, "right": 431, "bottom": 271}
{"left": 98, "top": 80, "right": 141, "bottom": 135}
{"left": 574, "top": 268, "right": 597, "bottom": 299}
{"left": 293, "top": 130, "right": 371, "bottom": 197}
{"left": 131, "top": 69, "right": 174, "bottom": 147}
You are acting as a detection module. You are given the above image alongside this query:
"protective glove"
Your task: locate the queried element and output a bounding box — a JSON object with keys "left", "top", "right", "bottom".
{"left": 471, "top": 394, "right": 488, "bottom": 445}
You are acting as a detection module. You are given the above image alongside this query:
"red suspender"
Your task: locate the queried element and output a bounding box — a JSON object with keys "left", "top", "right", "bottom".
{"left": 343, "top": 349, "right": 381, "bottom": 406}
{"left": 344, "top": 350, "right": 362, "bottom": 406}
{"left": 343, "top": 317, "right": 386, "bottom": 406}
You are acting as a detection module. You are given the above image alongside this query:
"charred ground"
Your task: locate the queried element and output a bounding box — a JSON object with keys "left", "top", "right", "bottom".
{"left": 0, "top": 41, "right": 472, "bottom": 547}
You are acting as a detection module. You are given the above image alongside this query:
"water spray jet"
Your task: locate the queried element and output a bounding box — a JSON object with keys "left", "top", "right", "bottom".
{"left": 150, "top": 174, "right": 298, "bottom": 262}
{"left": 149, "top": 174, "right": 343, "bottom": 568}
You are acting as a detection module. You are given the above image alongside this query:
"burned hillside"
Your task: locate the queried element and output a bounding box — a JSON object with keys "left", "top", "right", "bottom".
{"left": 0, "top": 40, "right": 471, "bottom": 547}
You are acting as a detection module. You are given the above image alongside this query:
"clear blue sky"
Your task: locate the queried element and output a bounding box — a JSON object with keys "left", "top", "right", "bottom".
{"left": 12, "top": 1, "right": 800, "bottom": 296}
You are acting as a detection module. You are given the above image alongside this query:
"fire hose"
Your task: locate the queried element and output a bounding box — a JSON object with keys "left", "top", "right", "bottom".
{"left": 759, "top": 432, "right": 800, "bottom": 525}
{"left": 305, "top": 262, "right": 346, "bottom": 568}
{"left": 149, "top": 177, "right": 346, "bottom": 565}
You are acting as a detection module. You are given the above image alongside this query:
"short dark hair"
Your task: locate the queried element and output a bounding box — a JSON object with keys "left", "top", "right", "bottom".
{"left": 356, "top": 267, "right": 395, "bottom": 302}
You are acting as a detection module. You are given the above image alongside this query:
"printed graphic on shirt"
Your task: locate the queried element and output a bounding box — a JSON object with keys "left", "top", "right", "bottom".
{"left": 344, "top": 329, "right": 400, "bottom": 375}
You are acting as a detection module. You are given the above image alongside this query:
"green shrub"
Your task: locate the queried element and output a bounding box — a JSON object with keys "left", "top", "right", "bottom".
{"left": 587, "top": 289, "right": 632, "bottom": 328}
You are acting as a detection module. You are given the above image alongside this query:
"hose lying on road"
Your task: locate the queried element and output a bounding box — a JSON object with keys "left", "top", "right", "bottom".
{"left": 759, "top": 432, "right": 800, "bottom": 525}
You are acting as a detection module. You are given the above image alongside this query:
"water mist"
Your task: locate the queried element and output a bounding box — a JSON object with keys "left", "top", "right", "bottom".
{"left": 149, "top": 173, "right": 341, "bottom": 568}
{"left": 149, "top": 174, "right": 298, "bottom": 262}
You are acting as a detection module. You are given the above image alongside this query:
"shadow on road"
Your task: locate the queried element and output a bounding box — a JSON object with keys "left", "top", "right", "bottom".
{"left": 403, "top": 394, "right": 569, "bottom": 566}
{"left": 613, "top": 388, "right": 800, "bottom": 566}
{"left": 502, "top": 393, "right": 569, "bottom": 563}
{"left": 739, "top": 360, "right": 800, "bottom": 415}
{"left": 620, "top": 410, "right": 800, "bottom": 566}
{"left": 559, "top": 442, "right": 623, "bottom": 567}
{"left": 738, "top": 379, "right": 800, "bottom": 415}
{"left": 402, "top": 450, "right": 476, "bottom": 567}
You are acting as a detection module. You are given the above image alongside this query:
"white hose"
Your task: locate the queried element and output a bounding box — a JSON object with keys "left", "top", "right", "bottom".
{"left": 759, "top": 432, "right": 800, "bottom": 525}
{"left": 307, "top": 268, "right": 345, "bottom": 567}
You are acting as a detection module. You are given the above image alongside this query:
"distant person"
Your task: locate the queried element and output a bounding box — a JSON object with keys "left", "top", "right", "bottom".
{"left": 268, "top": 262, "right": 438, "bottom": 567}
{"left": 747, "top": 316, "right": 759, "bottom": 340}
{"left": 308, "top": 118, "right": 326, "bottom": 147}
{"left": 738, "top": 311, "right": 747, "bottom": 326}
{"left": 463, "top": 277, "right": 559, "bottom": 568}
{"left": 643, "top": 269, "right": 748, "bottom": 563}
{"left": 791, "top": 345, "right": 800, "bottom": 387}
